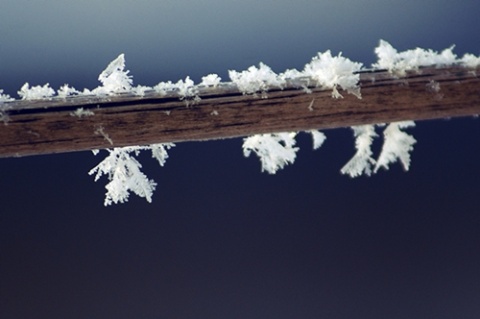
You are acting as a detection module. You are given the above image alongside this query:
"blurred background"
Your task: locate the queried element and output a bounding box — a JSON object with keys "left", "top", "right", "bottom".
{"left": 1, "top": 1, "right": 480, "bottom": 318}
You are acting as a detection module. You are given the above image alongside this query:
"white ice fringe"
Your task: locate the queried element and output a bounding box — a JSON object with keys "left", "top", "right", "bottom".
{"left": 374, "top": 121, "right": 416, "bottom": 172}
{"left": 341, "top": 125, "right": 377, "bottom": 178}
{"left": 243, "top": 132, "right": 299, "bottom": 174}
{"left": 341, "top": 121, "right": 417, "bottom": 178}
{"left": 89, "top": 143, "right": 175, "bottom": 206}
{"left": 243, "top": 131, "right": 326, "bottom": 175}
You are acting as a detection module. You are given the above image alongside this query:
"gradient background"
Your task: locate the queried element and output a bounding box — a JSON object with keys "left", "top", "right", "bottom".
{"left": 1, "top": 1, "right": 480, "bottom": 318}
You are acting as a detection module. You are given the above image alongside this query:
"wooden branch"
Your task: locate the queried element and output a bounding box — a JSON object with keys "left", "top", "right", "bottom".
{"left": 1, "top": 66, "right": 479, "bottom": 158}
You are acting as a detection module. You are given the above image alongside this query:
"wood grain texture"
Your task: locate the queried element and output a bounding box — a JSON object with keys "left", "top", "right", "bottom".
{"left": 0, "top": 66, "right": 479, "bottom": 158}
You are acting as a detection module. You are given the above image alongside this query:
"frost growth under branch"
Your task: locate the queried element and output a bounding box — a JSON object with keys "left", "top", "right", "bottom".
{"left": 340, "top": 121, "right": 417, "bottom": 178}
{"left": 89, "top": 143, "right": 175, "bottom": 206}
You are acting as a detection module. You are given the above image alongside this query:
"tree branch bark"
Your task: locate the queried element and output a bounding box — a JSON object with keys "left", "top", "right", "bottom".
{"left": 0, "top": 66, "right": 479, "bottom": 158}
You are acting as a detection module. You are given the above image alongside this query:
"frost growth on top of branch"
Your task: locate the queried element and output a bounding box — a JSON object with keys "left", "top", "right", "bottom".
{"left": 302, "top": 51, "right": 363, "bottom": 98}
{"left": 372, "top": 39, "right": 480, "bottom": 75}
{"left": 94, "top": 53, "right": 133, "bottom": 94}
{"left": 3, "top": 39, "right": 478, "bottom": 102}
{"left": 0, "top": 90, "right": 13, "bottom": 124}
{"left": 0, "top": 90, "right": 13, "bottom": 102}
{"left": 461, "top": 54, "right": 480, "bottom": 69}
{"left": 200, "top": 74, "right": 222, "bottom": 88}
{"left": 229, "top": 63, "right": 285, "bottom": 97}
{"left": 228, "top": 51, "right": 363, "bottom": 98}
{"left": 18, "top": 83, "right": 55, "bottom": 100}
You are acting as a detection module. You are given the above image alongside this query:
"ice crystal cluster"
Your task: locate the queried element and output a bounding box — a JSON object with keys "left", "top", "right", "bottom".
{"left": 243, "top": 132, "right": 299, "bottom": 174}
{"left": 229, "top": 62, "right": 285, "bottom": 97}
{"left": 340, "top": 122, "right": 416, "bottom": 178}
{"left": 302, "top": 51, "right": 363, "bottom": 98}
{"left": 0, "top": 90, "right": 14, "bottom": 123}
{"left": 373, "top": 40, "right": 480, "bottom": 75}
{"left": 89, "top": 143, "right": 175, "bottom": 206}
{"left": 1, "top": 40, "right": 479, "bottom": 205}
{"left": 242, "top": 131, "right": 326, "bottom": 174}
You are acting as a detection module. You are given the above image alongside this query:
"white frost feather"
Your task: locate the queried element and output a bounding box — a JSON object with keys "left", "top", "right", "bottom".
{"left": 340, "top": 125, "right": 377, "bottom": 177}
{"left": 18, "top": 83, "right": 55, "bottom": 100}
{"left": 153, "top": 77, "right": 200, "bottom": 104}
{"left": 372, "top": 40, "right": 457, "bottom": 75}
{"left": 89, "top": 147, "right": 156, "bottom": 206}
{"left": 309, "top": 130, "right": 327, "bottom": 150}
{"left": 150, "top": 143, "right": 175, "bottom": 166}
{"left": 460, "top": 53, "right": 480, "bottom": 68}
{"left": 89, "top": 143, "right": 175, "bottom": 206}
{"left": 243, "top": 132, "right": 298, "bottom": 174}
{"left": 279, "top": 68, "right": 304, "bottom": 81}
{"left": 153, "top": 81, "right": 177, "bottom": 96}
{"left": 303, "top": 51, "right": 363, "bottom": 98}
{"left": 0, "top": 89, "right": 13, "bottom": 102}
{"left": 200, "top": 74, "right": 222, "bottom": 88}
{"left": 374, "top": 121, "right": 416, "bottom": 172}
{"left": 57, "top": 84, "right": 80, "bottom": 98}
{"left": 0, "top": 90, "right": 13, "bottom": 124}
{"left": 175, "top": 76, "right": 199, "bottom": 102}
{"left": 93, "top": 53, "right": 133, "bottom": 94}
{"left": 131, "top": 85, "right": 151, "bottom": 97}
{"left": 229, "top": 62, "right": 285, "bottom": 96}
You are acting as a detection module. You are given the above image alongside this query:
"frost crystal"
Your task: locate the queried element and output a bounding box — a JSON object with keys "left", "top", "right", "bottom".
{"left": 153, "top": 81, "right": 177, "bottom": 96}
{"left": 243, "top": 132, "right": 298, "bottom": 174}
{"left": 229, "top": 62, "right": 285, "bottom": 96}
{"left": 279, "top": 68, "right": 304, "bottom": 81}
{"left": 57, "top": 84, "right": 80, "bottom": 98}
{"left": 89, "top": 143, "right": 175, "bottom": 206}
{"left": 89, "top": 148, "right": 156, "bottom": 206}
{"left": 150, "top": 143, "right": 175, "bottom": 166}
{"left": 18, "top": 83, "right": 55, "bottom": 100}
{"left": 303, "top": 51, "right": 363, "bottom": 98}
{"left": 341, "top": 122, "right": 417, "bottom": 177}
{"left": 372, "top": 40, "right": 457, "bottom": 75}
{"left": 93, "top": 53, "right": 133, "bottom": 94}
{"left": 200, "top": 74, "right": 222, "bottom": 88}
{"left": 0, "top": 89, "right": 13, "bottom": 102}
{"left": 132, "top": 85, "right": 151, "bottom": 97}
{"left": 341, "top": 125, "right": 377, "bottom": 177}
{"left": 0, "top": 90, "right": 13, "bottom": 124}
{"left": 309, "top": 130, "right": 327, "bottom": 150}
{"left": 461, "top": 53, "right": 480, "bottom": 68}
{"left": 70, "top": 107, "right": 94, "bottom": 117}
{"left": 374, "top": 121, "right": 416, "bottom": 172}
{"left": 154, "top": 77, "right": 200, "bottom": 102}
{"left": 175, "top": 76, "right": 200, "bottom": 105}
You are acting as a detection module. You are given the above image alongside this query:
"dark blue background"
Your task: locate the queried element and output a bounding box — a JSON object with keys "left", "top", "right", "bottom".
{"left": 1, "top": 1, "right": 480, "bottom": 318}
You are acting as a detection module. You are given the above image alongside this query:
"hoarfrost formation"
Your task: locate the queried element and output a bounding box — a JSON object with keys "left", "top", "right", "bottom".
{"left": 1, "top": 40, "right": 478, "bottom": 205}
